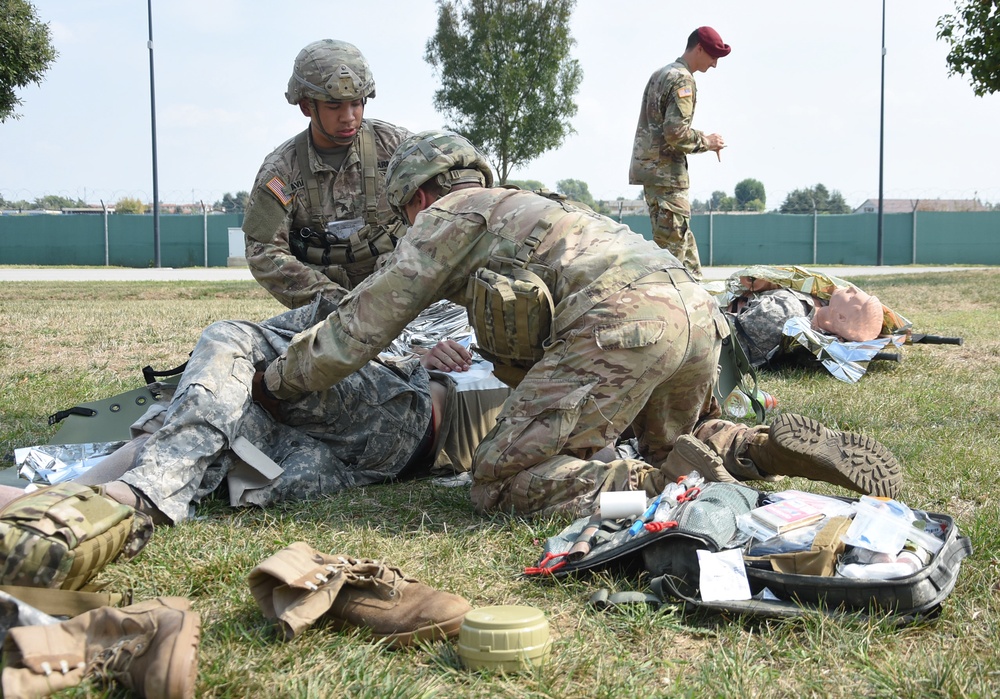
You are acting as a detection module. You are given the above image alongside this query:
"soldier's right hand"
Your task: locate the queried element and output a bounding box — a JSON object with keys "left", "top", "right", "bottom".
{"left": 419, "top": 340, "right": 474, "bottom": 373}
{"left": 704, "top": 133, "right": 726, "bottom": 152}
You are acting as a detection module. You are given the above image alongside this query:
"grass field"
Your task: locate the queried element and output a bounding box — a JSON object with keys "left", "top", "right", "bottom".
{"left": 1, "top": 270, "right": 998, "bottom": 698}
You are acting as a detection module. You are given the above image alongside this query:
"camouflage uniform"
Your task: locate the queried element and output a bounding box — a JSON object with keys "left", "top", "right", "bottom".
{"left": 263, "top": 188, "right": 730, "bottom": 519}
{"left": 120, "top": 301, "right": 433, "bottom": 524}
{"left": 629, "top": 58, "right": 710, "bottom": 279}
{"left": 242, "top": 119, "right": 412, "bottom": 309}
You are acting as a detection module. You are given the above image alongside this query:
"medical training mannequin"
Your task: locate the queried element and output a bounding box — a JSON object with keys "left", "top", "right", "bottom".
{"left": 811, "top": 285, "right": 884, "bottom": 342}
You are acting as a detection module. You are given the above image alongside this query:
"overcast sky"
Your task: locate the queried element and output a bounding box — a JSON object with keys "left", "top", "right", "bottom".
{"left": 2, "top": 0, "right": 998, "bottom": 210}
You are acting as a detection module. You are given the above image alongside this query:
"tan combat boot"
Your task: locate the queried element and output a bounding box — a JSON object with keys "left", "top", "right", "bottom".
{"left": 1, "top": 596, "right": 201, "bottom": 699}
{"left": 249, "top": 541, "right": 471, "bottom": 647}
{"left": 749, "top": 413, "right": 902, "bottom": 498}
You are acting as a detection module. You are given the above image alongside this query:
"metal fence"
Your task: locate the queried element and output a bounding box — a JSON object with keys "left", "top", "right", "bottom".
{"left": 0, "top": 213, "right": 244, "bottom": 268}
{"left": 624, "top": 210, "right": 1000, "bottom": 266}
{"left": 1, "top": 210, "right": 997, "bottom": 267}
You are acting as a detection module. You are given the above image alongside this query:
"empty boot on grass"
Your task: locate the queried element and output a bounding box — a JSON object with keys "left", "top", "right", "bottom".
{"left": 0, "top": 596, "right": 201, "bottom": 699}
{"left": 248, "top": 541, "right": 471, "bottom": 647}
{"left": 749, "top": 413, "right": 902, "bottom": 498}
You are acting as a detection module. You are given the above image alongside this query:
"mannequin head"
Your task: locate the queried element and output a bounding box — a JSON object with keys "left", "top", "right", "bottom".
{"left": 812, "top": 285, "right": 884, "bottom": 341}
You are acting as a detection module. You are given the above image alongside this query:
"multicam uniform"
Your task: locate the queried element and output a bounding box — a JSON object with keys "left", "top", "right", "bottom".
{"left": 263, "top": 188, "right": 730, "bottom": 519}
{"left": 242, "top": 119, "right": 411, "bottom": 309}
{"left": 630, "top": 58, "right": 710, "bottom": 279}
{"left": 120, "top": 300, "right": 434, "bottom": 524}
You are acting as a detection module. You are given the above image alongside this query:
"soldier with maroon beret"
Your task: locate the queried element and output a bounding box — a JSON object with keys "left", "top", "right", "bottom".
{"left": 630, "top": 26, "right": 731, "bottom": 280}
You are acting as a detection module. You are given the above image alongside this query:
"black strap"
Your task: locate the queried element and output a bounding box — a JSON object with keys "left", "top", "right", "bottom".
{"left": 47, "top": 406, "right": 96, "bottom": 426}
{"left": 588, "top": 588, "right": 662, "bottom": 611}
{"left": 142, "top": 360, "right": 188, "bottom": 386}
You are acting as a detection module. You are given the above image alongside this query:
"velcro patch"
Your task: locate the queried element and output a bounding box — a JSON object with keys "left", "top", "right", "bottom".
{"left": 677, "top": 86, "right": 693, "bottom": 99}
{"left": 243, "top": 193, "right": 288, "bottom": 244}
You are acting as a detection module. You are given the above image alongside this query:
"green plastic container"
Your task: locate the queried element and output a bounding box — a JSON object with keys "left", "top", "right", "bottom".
{"left": 458, "top": 605, "right": 551, "bottom": 672}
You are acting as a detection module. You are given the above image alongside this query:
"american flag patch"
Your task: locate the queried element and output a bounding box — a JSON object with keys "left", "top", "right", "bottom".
{"left": 265, "top": 176, "right": 291, "bottom": 206}
{"left": 677, "top": 86, "right": 693, "bottom": 99}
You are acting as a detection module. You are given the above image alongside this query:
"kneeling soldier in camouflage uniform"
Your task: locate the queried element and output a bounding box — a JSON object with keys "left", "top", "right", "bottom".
{"left": 254, "top": 131, "right": 901, "bottom": 519}
{"left": 243, "top": 39, "right": 411, "bottom": 309}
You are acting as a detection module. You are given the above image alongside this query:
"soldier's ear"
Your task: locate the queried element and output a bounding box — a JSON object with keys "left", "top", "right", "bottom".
{"left": 298, "top": 101, "right": 313, "bottom": 118}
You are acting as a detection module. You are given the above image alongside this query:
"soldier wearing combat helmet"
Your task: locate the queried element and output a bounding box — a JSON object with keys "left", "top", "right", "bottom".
{"left": 256, "top": 130, "right": 902, "bottom": 519}
{"left": 242, "top": 39, "right": 412, "bottom": 309}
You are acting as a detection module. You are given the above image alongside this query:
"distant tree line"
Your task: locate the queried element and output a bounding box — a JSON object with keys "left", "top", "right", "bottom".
{"left": 0, "top": 192, "right": 250, "bottom": 214}
{"left": 691, "top": 181, "right": 852, "bottom": 214}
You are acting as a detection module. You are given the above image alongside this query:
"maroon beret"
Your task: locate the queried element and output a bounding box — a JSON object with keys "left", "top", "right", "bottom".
{"left": 696, "top": 26, "right": 731, "bottom": 58}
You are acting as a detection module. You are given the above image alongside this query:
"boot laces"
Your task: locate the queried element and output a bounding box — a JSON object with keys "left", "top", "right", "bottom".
{"left": 87, "top": 631, "right": 150, "bottom": 683}
{"left": 347, "top": 561, "right": 408, "bottom": 598}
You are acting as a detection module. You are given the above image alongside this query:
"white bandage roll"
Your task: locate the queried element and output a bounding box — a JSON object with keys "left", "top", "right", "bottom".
{"left": 598, "top": 490, "right": 648, "bottom": 520}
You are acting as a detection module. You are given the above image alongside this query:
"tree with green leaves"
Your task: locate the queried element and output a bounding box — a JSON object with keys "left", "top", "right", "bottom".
{"left": 114, "top": 197, "right": 146, "bottom": 214}
{"left": 424, "top": 0, "right": 583, "bottom": 183}
{"left": 734, "top": 178, "right": 766, "bottom": 211}
{"left": 556, "top": 178, "right": 600, "bottom": 210}
{"left": 215, "top": 191, "right": 249, "bottom": 214}
{"left": 937, "top": 0, "right": 1000, "bottom": 96}
{"left": 33, "top": 194, "right": 84, "bottom": 210}
{"left": 0, "top": 0, "right": 58, "bottom": 122}
{"left": 779, "top": 184, "right": 851, "bottom": 214}
{"left": 708, "top": 190, "right": 735, "bottom": 212}
{"left": 506, "top": 179, "right": 547, "bottom": 192}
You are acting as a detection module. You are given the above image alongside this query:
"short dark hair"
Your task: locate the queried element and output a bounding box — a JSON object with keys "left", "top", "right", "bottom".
{"left": 418, "top": 178, "right": 446, "bottom": 199}
{"left": 686, "top": 29, "right": 700, "bottom": 52}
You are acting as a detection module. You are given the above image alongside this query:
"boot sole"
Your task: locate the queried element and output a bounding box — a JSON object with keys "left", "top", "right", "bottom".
{"left": 768, "top": 414, "right": 901, "bottom": 498}
{"left": 330, "top": 612, "right": 467, "bottom": 649}
{"left": 377, "top": 612, "right": 467, "bottom": 648}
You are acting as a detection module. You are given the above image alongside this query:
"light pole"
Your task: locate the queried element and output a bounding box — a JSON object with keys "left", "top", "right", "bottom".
{"left": 877, "top": 0, "right": 886, "bottom": 266}
{"left": 147, "top": 0, "right": 161, "bottom": 267}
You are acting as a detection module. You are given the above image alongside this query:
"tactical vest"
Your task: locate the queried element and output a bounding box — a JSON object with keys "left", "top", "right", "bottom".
{"left": 288, "top": 123, "right": 405, "bottom": 287}
{"left": 467, "top": 191, "right": 564, "bottom": 379}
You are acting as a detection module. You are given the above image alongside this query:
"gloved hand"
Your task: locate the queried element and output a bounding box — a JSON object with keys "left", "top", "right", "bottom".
{"left": 252, "top": 370, "right": 282, "bottom": 419}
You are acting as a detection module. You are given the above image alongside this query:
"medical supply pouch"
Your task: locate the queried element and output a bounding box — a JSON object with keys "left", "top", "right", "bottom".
{"left": 0, "top": 482, "right": 152, "bottom": 592}
{"left": 467, "top": 265, "right": 556, "bottom": 370}
{"left": 525, "top": 483, "right": 759, "bottom": 579}
{"left": 526, "top": 484, "right": 971, "bottom": 623}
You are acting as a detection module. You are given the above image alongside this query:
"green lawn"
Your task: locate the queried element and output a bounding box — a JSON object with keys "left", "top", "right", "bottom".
{"left": 1, "top": 271, "right": 998, "bottom": 698}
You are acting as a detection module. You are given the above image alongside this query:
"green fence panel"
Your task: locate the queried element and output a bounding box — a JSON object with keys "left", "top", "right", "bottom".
{"left": 1, "top": 214, "right": 243, "bottom": 267}
{"left": 0, "top": 214, "right": 106, "bottom": 265}
{"left": 916, "top": 212, "right": 1000, "bottom": 264}
{"left": 1, "top": 211, "right": 995, "bottom": 267}
{"left": 615, "top": 211, "right": 998, "bottom": 266}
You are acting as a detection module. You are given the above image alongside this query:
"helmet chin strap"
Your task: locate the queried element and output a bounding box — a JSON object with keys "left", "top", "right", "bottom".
{"left": 310, "top": 98, "right": 362, "bottom": 146}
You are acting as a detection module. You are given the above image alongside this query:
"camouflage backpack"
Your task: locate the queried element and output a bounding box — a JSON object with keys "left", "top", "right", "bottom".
{"left": 0, "top": 482, "right": 152, "bottom": 593}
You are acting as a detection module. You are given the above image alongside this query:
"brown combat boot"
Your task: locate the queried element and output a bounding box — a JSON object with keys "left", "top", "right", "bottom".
{"left": 748, "top": 413, "right": 902, "bottom": 498}
{"left": 249, "top": 542, "right": 471, "bottom": 647}
{"left": 1, "top": 596, "right": 201, "bottom": 699}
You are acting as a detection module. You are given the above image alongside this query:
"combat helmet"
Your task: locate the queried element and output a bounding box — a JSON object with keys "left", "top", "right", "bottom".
{"left": 285, "top": 39, "right": 376, "bottom": 104}
{"left": 384, "top": 130, "right": 495, "bottom": 219}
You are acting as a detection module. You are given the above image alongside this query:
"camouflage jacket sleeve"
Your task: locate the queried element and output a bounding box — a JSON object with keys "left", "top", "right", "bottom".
{"left": 660, "top": 64, "right": 707, "bottom": 155}
{"left": 263, "top": 202, "right": 488, "bottom": 400}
